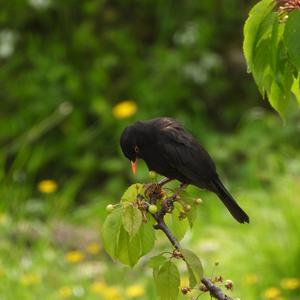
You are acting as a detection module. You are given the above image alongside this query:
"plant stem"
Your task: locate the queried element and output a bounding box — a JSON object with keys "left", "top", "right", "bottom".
{"left": 153, "top": 218, "right": 181, "bottom": 249}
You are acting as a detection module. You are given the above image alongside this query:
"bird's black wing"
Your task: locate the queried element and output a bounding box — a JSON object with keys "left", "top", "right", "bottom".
{"left": 150, "top": 118, "right": 249, "bottom": 223}
{"left": 159, "top": 123, "right": 249, "bottom": 223}
{"left": 158, "top": 122, "right": 217, "bottom": 187}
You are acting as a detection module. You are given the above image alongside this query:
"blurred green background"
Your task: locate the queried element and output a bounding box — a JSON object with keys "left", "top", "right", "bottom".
{"left": 1, "top": 0, "right": 300, "bottom": 299}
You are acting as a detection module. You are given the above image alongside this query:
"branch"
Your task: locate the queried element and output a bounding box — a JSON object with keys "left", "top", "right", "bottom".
{"left": 153, "top": 218, "right": 181, "bottom": 249}
{"left": 149, "top": 187, "right": 232, "bottom": 300}
{"left": 201, "top": 278, "right": 231, "bottom": 300}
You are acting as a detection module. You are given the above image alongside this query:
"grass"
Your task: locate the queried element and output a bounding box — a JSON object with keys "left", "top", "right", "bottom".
{"left": 1, "top": 110, "right": 300, "bottom": 300}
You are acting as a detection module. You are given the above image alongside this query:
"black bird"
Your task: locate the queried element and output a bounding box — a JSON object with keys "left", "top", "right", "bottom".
{"left": 120, "top": 117, "right": 249, "bottom": 223}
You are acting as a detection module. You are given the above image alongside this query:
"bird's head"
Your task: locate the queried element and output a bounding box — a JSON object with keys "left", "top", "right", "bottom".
{"left": 120, "top": 124, "right": 142, "bottom": 175}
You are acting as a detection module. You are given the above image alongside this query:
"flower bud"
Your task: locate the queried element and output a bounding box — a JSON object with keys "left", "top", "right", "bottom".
{"left": 106, "top": 204, "right": 115, "bottom": 213}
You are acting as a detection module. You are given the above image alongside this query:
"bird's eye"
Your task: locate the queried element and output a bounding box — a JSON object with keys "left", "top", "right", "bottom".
{"left": 134, "top": 145, "right": 139, "bottom": 153}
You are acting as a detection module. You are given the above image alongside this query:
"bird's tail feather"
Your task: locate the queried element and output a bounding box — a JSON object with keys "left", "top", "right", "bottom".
{"left": 211, "top": 177, "right": 249, "bottom": 224}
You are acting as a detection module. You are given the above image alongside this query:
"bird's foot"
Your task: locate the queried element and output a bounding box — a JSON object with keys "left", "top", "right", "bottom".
{"left": 158, "top": 177, "right": 173, "bottom": 187}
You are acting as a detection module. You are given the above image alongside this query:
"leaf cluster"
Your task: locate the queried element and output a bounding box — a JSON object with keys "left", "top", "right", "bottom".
{"left": 102, "top": 184, "right": 155, "bottom": 267}
{"left": 243, "top": 0, "right": 300, "bottom": 118}
{"left": 102, "top": 184, "right": 205, "bottom": 300}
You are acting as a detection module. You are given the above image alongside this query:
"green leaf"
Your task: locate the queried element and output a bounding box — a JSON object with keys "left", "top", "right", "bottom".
{"left": 243, "top": 1, "right": 297, "bottom": 118}
{"left": 116, "top": 226, "right": 141, "bottom": 267}
{"left": 148, "top": 254, "right": 168, "bottom": 268}
{"left": 122, "top": 204, "right": 142, "bottom": 237}
{"left": 153, "top": 266, "right": 159, "bottom": 283}
{"left": 270, "top": 16, "right": 285, "bottom": 73}
{"left": 180, "top": 192, "right": 198, "bottom": 227}
{"left": 181, "top": 248, "right": 203, "bottom": 288}
{"left": 155, "top": 261, "right": 180, "bottom": 300}
{"left": 281, "top": 56, "right": 294, "bottom": 96}
{"left": 284, "top": 10, "right": 300, "bottom": 70}
{"left": 251, "top": 38, "right": 272, "bottom": 95}
{"left": 266, "top": 37, "right": 293, "bottom": 117}
{"left": 291, "top": 73, "right": 300, "bottom": 105}
{"left": 101, "top": 208, "right": 122, "bottom": 259}
{"left": 167, "top": 202, "right": 189, "bottom": 241}
{"left": 127, "top": 235, "right": 141, "bottom": 267}
{"left": 139, "top": 219, "right": 155, "bottom": 255}
{"left": 186, "top": 206, "right": 198, "bottom": 228}
{"left": 121, "top": 183, "right": 144, "bottom": 203}
{"left": 268, "top": 81, "right": 288, "bottom": 119}
{"left": 243, "top": 0, "right": 275, "bottom": 71}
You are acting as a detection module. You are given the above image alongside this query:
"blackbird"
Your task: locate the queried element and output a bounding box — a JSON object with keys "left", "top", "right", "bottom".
{"left": 120, "top": 117, "right": 249, "bottom": 224}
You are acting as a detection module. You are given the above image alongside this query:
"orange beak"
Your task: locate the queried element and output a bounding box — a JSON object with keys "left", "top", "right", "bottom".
{"left": 131, "top": 160, "right": 137, "bottom": 175}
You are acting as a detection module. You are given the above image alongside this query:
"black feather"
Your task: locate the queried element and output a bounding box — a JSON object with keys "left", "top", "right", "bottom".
{"left": 211, "top": 177, "right": 249, "bottom": 223}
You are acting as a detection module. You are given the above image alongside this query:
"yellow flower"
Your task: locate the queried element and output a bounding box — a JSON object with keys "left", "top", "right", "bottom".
{"left": 262, "top": 287, "right": 281, "bottom": 299}
{"left": 58, "top": 286, "right": 72, "bottom": 298}
{"left": 20, "top": 273, "right": 40, "bottom": 286}
{"left": 102, "top": 286, "right": 122, "bottom": 300}
{"left": 244, "top": 273, "right": 258, "bottom": 285}
{"left": 90, "top": 281, "right": 107, "bottom": 294}
{"left": 38, "top": 179, "right": 57, "bottom": 193}
{"left": 86, "top": 243, "right": 101, "bottom": 255}
{"left": 112, "top": 100, "right": 137, "bottom": 119}
{"left": 90, "top": 282, "right": 121, "bottom": 300}
{"left": 126, "top": 284, "right": 145, "bottom": 298}
{"left": 65, "top": 250, "right": 85, "bottom": 263}
{"left": 280, "top": 278, "right": 300, "bottom": 290}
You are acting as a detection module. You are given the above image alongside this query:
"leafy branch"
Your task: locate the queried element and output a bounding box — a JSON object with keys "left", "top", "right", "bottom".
{"left": 102, "top": 175, "right": 236, "bottom": 300}
{"left": 243, "top": 0, "right": 300, "bottom": 118}
{"left": 148, "top": 184, "right": 232, "bottom": 300}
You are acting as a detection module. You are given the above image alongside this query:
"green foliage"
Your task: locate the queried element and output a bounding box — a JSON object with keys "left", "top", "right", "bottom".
{"left": 102, "top": 183, "right": 207, "bottom": 299}
{"left": 122, "top": 205, "right": 142, "bottom": 237}
{"left": 148, "top": 255, "right": 168, "bottom": 268}
{"left": 155, "top": 261, "right": 180, "bottom": 300}
{"left": 102, "top": 208, "right": 123, "bottom": 259}
{"left": 243, "top": 0, "right": 300, "bottom": 117}
{"left": 121, "top": 184, "right": 144, "bottom": 203}
{"left": 167, "top": 203, "right": 189, "bottom": 241}
{"left": 283, "top": 10, "right": 300, "bottom": 70}
{"left": 243, "top": 0, "right": 275, "bottom": 72}
{"left": 181, "top": 248, "right": 204, "bottom": 288}
{"left": 139, "top": 219, "right": 155, "bottom": 255}
{"left": 181, "top": 193, "right": 199, "bottom": 227}
{"left": 117, "top": 226, "right": 141, "bottom": 267}
{"left": 1, "top": 111, "right": 300, "bottom": 299}
{"left": 102, "top": 193, "right": 155, "bottom": 266}
{"left": 2, "top": 1, "right": 300, "bottom": 299}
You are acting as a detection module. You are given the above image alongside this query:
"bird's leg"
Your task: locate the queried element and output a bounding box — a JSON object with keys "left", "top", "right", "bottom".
{"left": 158, "top": 177, "right": 173, "bottom": 187}
{"left": 176, "top": 183, "right": 188, "bottom": 196}
{"left": 180, "top": 182, "right": 188, "bottom": 189}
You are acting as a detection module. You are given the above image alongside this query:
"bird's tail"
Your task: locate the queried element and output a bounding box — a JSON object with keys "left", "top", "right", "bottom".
{"left": 211, "top": 177, "right": 249, "bottom": 224}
